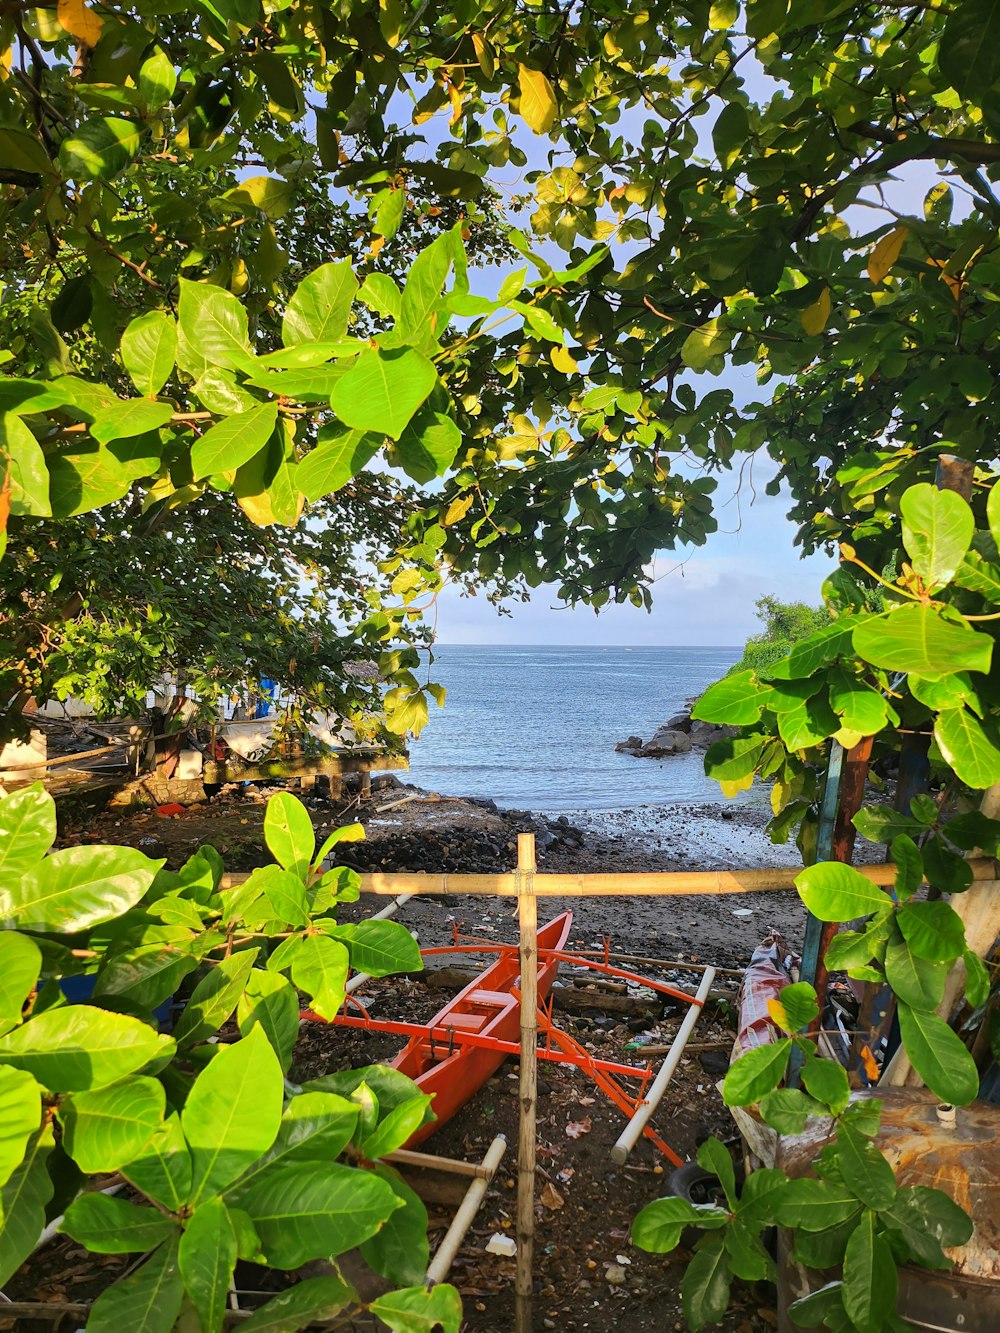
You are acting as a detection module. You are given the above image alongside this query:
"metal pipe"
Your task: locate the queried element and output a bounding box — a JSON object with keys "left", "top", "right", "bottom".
{"left": 425, "top": 1135, "right": 508, "bottom": 1285}
{"left": 610, "top": 966, "right": 716, "bottom": 1165}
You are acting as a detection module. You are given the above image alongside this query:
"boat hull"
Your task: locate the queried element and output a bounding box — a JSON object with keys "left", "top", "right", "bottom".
{"left": 392, "top": 911, "right": 573, "bottom": 1147}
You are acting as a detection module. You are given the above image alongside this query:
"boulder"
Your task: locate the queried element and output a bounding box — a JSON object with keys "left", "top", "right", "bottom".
{"left": 664, "top": 712, "right": 692, "bottom": 731}
{"left": 615, "top": 736, "right": 644, "bottom": 754}
{"left": 688, "top": 721, "right": 736, "bottom": 750}
{"left": 639, "top": 727, "right": 692, "bottom": 757}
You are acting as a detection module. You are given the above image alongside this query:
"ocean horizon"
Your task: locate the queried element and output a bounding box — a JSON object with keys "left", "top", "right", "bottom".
{"left": 404, "top": 644, "right": 746, "bottom": 813}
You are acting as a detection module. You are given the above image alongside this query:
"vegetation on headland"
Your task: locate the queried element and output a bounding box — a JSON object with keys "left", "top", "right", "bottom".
{"left": 2, "top": 2, "right": 1000, "bottom": 1330}
{"left": 729, "top": 597, "right": 828, "bottom": 678}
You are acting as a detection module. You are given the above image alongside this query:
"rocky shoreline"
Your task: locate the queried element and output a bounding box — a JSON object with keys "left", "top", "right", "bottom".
{"left": 614, "top": 696, "right": 735, "bottom": 759}
{"left": 66, "top": 774, "right": 809, "bottom": 967}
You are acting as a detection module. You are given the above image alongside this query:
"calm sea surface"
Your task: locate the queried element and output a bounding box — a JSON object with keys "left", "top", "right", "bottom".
{"left": 404, "top": 645, "right": 743, "bottom": 813}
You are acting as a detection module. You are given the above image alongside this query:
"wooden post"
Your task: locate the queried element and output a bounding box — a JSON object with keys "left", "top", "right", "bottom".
{"left": 425, "top": 1135, "right": 509, "bottom": 1285}
{"left": 515, "top": 832, "right": 537, "bottom": 1333}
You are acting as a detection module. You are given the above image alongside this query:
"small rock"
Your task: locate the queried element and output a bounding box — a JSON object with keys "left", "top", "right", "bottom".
{"left": 605, "top": 1264, "right": 627, "bottom": 1286}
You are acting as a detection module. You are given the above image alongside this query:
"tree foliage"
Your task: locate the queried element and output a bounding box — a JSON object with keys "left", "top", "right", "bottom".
{"left": 731, "top": 596, "right": 829, "bottom": 677}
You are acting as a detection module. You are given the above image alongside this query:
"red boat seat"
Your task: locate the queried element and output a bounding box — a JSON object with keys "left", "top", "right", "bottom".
{"left": 441, "top": 1012, "right": 489, "bottom": 1032}
{"left": 466, "top": 989, "right": 517, "bottom": 1011}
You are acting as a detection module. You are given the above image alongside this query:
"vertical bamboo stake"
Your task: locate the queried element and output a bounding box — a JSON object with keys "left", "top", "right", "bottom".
{"left": 515, "top": 832, "right": 537, "bottom": 1333}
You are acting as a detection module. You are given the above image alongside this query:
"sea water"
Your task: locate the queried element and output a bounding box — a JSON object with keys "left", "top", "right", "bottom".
{"left": 404, "top": 644, "right": 743, "bottom": 813}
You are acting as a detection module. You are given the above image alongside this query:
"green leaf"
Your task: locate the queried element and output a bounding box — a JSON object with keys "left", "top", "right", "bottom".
{"left": 121, "top": 312, "right": 178, "bottom": 397}
{"left": 0, "top": 932, "right": 42, "bottom": 1031}
{"left": 87, "top": 1238, "right": 184, "bottom": 1333}
{"left": 3, "top": 415, "right": 51, "bottom": 516}
{"left": 393, "top": 405, "right": 462, "bottom": 483}
{"left": 369, "top": 1284, "right": 463, "bottom": 1333}
{"left": 939, "top": 0, "right": 1000, "bottom": 102}
{"left": 758, "top": 1088, "right": 827, "bottom": 1135}
{"left": 882, "top": 1185, "right": 973, "bottom": 1269}
{"left": 313, "top": 822, "right": 365, "bottom": 867}
{"left": 359, "top": 273, "right": 402, "bottom": 320}
{"left": 0, "top": 1006, "right": 173, "bottom": 1091}
{"left": 0, "top": 843, "right": 162, "bottom": 932}
{"left": 713, "top": 100, "right": 749, "bottom": 170}
{"left": 239, "top": 1162, "right": 401, "bottom": 1267}
{"left": 722, "top": 1038, "right": 792, "bottom": 1106}
{"left": 795, "top": 862, "right": 891, "bottom": 922}
{"left": 0, "top": 1123, "right": 54, "bottom": 1285}
{"left": 331, "top": 347, "right": 438, "bottom": 441}
{"left": 190, "top": 404, "right": 278, "bottom": 480}
{"left": 172, "top": 947, "right": 259, "bottom": 1048}
{"left": 283, "top": 261, "right": 358, "bottom": 347}
{"left": 842, "top": 1210, "right": 897, "bottom": 1333}
{"left": 788, "top": 1282, "right": 847, "bottom": 1328}
{"left": 292, "top": 934, "right": 349, "bottom": 1020}
{"left": 801, "top": 1057, "right": 850, "bottom": 1114}
{"left": 681, "top": 318, "right": 732, "bottom": 372}
{"left": 122, "top": 1112, "right": 191, "bottom": 1211}
{"left": 836, "top": 1125, "right": 897, "bottom": 1209}
{"left": 182, "top": 1026, "right": 284, "bottom": 1204}
{"left": 240, "top": 1276, "right": 357, "bottom": 1332}
{"left": 697, "top": 1137, "right": 737, "bottom": 1207}
{"left": 359, "top": 1165, "right": 429, "bottom": 1286}
{"left": 263, "top": 791, "right": 315, "bottom": 877}
{"left": 179, "top": 1198, "right": 237, "bottom": 1333}
{"left": 332, "top": 919, "right": 422, "bottom": 977}
{"left": 825, "top": 930, "right": 878, "bottom": 972}
{"left": 934, "top": 707, "right": 1000, "bottom": 790}
{"left": 0, "top": 1067, "right": 40, "bottom": 1189}
{"left": 725, "top": 1220, "right": 771, "bottom": 1281}
{"left": 517, "top": 65, "right": 558, "bottom": 134}
{"left": 91, "top": 398, "right": 173, "bottom": 444}
{"left": 297, "top": 425, "right": 381, "bottom": 500}
{"left": 227, "top": 1091, "right": 359, "bottom": 1197}
{"left": 777, "top": 1178, "right": 863, "bottom": 1230}
{"left": 853, "top": 805, "right": 927, "bottom": 844}
{"left": 703, "top": 733, "right": 767, "bottom": 796}
{"left": 399, "top": 232, "right": 458, "bottom": 345}
{"left": 692, "top": 670, "right": 769, "bottom": 726}
{"left": 900, "top": 483, "right": 974, "bottom": 591}
{"left": 853, "top": 605, "right": 992, "bottom": 676}
{"left": 890, "top": 835, "right": 923, "bottom": 900}
{"left": 775, "top": 982, "right": 820, "bottom": 1033}
{"left": 897, "top": 901, "right": 965, "bottom": 962}
{"left": 139, "top": 48, "right": 177, "bottom": 111}
{"left": 62, "top": 1192, "right": 178, "bottom": 1254}
{"left": 176, "top": 279, "right": 255, "bottom": 376}
{"left": 0, "top": 786, "right": 55, "bottom": 884}
{"left": 884, "top": 939, "right": 946, "bottom": 1011}
{"left": 59, "top": 1075, "right": 165, "bottom": 1173}
{"left": 682, "top": 1233, "right": 732, "bottom": 1332}
{"left": 632, "top": 1195, "right": 707, "bottom": 1252}
{"left": 58, "top": 117, "right": 140, "bottom": 181}
{"left": 734, "top": 1167, "right": 790, "bottom": 1223}
{"left": 897, "top": 1002, "right": 979, "bottom": 1105}
{"left": 237, "top": 970, "right": 299, "bottom": 1072}
{"left": 357, "top": 1091, "right": 433, "bottom": 1159}
{"left": 963, "top": 948, "right": 990, "bottom": 1009}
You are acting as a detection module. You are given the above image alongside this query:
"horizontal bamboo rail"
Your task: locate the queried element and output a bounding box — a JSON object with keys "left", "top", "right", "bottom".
{"left": 221, "top": 857, "right": 996, "bottom": 896}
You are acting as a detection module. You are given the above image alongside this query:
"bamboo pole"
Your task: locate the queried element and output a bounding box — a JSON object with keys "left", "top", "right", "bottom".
{"left": 425, "top": 1135, "right": 508, "bottom": 1285}
{"left": 610, "top": 966, "right": 716, "bottom": 1165}
{"left": 383, "top": 1146, "right": 500, "bottom": 1179}
{"left": 515, "top": 832, "right": 538, "bottom": 1333}
{"left": 220, "top": 858, "right": 996, "bottom": 896}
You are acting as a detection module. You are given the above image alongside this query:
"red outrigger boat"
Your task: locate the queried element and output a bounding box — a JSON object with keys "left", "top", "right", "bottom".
{"left": 391, "top": 910, "right": 573, "bottom": 1146}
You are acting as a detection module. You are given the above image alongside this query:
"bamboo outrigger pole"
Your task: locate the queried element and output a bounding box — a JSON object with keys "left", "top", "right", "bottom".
{"left": 515, "top": 832, "right": 538, "bottom": 1333}
{"left": 610, "top": 965, "right": 716, "bottom": 1165}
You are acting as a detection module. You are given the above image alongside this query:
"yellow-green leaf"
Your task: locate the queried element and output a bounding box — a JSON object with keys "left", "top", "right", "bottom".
{"left": 800, "top": 288, "right": 831, "bottom": 335}
{"left": 517, "top": 65, "right": 558, "bottom": 134}
{"left": 868, "top": 226, "right": 908, "bottom": 283}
